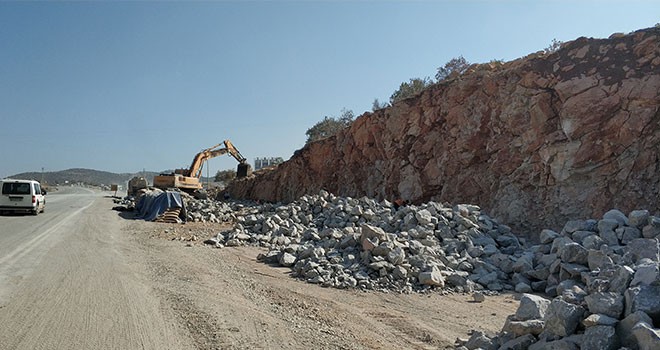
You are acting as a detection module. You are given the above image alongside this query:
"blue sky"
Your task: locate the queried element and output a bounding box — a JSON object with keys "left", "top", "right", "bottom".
{"left": 1, "top": 1, "right": 658, "bottom": 178}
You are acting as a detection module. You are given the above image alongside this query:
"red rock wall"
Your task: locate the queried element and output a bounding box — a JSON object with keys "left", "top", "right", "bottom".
{"left": 229, "top": 28, "right": 660, "bottom": 234}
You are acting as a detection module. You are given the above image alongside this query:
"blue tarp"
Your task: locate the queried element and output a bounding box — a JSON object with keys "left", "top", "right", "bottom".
{"left": 135, "top": 190, "right": 187, "bottom": 222}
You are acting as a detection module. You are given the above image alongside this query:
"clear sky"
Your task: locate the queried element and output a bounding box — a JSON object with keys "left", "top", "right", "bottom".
{"left": 1, "top": 1, "right": 658, "bottom": 178}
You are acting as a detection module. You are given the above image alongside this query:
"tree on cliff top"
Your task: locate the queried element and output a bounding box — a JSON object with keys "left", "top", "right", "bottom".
{"left": 214, "top": 169, "right": 236, "bottom": 183}
{"left": 435, "top": 55, "right": 470, "bottom": 81}
{"left": 305, "top": 108, "right": 354, "bottom": 144}
{"left": 389, "top": 77, "right": 433, "bottom": 104}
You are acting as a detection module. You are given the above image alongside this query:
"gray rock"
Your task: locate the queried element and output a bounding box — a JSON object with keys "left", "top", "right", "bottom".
{"left": 563, "top": 220, "right": 596, "bottom": 234}
{"left": 581, "top": 325, "right": 619, "bottom": 350}
{"left": 499, "top": 334, "right": 536, "bottom": 350}
{"left": 515, "top": 283, "right": 532, "bottom": 293}
{"left": 609, "top": 265, "right": 635, "bottom": 294}
{"left": 414, "top": 209, "right": 433, "bottom": 226}
{"left": 526, "top": 266, "right": 551, "bottom": 281}
{"left": 632, "top": 322, "right": 660, "bottom": 350}
{"left": 359, "top": 224, "right": 388, "bottom": 250}
{"left": 464, "top": 330, "right": 496, "bottom": 350}
{"left": 529, "top": 339, "right": 578, "bottom": 350}
{"left": 598, "top": 218, "right": 620, "bottom": 233}
{"left": 603, "top": 209, "right": 629, "bottom": 226}
{"left": 446, "top": 272, "right": 469, "bottom": 288}
{"left": 559, "top": 262, "right": 589, "bottom": 280}
{"left": 619, "top": 226, "right": 642, "bottom": 245}
{"left": 559, "top": 284, "right": 589, "bottom": 305}
{"left": 371, "top": 244, "right": 391, "bottom": 257}
{"left": 631, "top": 262, "right": 660, "bottom": 286}
{"left": 629, "top": 210, "right": 650, "bottom": 229}
{"left": 543, "top": 298, "right": 586, "bottom": 337}
{"left": 386, "top": 247, "right": 406, "bottom": 265}
{"left": 531, "top": 280, "right": 547, "bottom": 293}
{"left": 540, "top": 229, "right": 560, "bottom": 244}
{"left": 625, "top": 284, "right": 660, "bottom": 324}
{"left": 418, "top": 267, "right": 445, "bottom": 287}
{"left": 642, "top": 218, "right": 660, "bottom": 239}
{"left": 503, "top": 317, "right": 545, "bottom": 336}
{"left": 585, "top": 292, "right": 624, "bottom": 319}
{"left": 392, "top": 265, "right": 408, "bottom": 280}
{"left": 473, "top": 292, "right": 486, "bottom": 303}
{"left": 626, "top": 238, "right": 660, "bottom": 263}
{"left": 257, "top": 250, "right": 280, "bottom": 264}
{"left": 599, "top": 229, "right": 620, "bottom": 246}
{"left": 478, "top": 271, "right": 499, "bottom": 286}
{"left": 582, "top": 235, "right": 605, "bottom": 250}
{"left": 588, "top": 250, "right": 614, "bottom": 271}
{"left": 617, "top": 311, "right": 654, "bottom": 349}
{"left": 551, "top": 236, "right": 574, "bottom": 254}
{"left": 581, "top": 313, "right": 619, "bottom": 327}
{"left": 515, "top": 293, "right": 551, "bottom": 321}
{"left": 278, "top": 252, "right": 297, "bottom": 267}
{"left": 559, "top": 243, "right": 589, "bottom": 265}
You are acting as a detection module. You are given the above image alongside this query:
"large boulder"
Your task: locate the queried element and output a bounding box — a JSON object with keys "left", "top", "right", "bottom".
{"left": 542, "top": 299, "right": 586, "bottom": 338}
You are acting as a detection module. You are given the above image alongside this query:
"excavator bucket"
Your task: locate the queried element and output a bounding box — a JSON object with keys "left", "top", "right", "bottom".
{"left": 236, "top": 163, "right": 250, "bottom": 178}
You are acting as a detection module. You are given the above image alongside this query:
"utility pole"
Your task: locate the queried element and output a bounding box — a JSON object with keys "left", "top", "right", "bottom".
{"left": 41, "top": 167, "right": 44, "bottom": 184}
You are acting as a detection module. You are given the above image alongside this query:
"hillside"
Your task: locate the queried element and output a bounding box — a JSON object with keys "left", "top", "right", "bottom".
{"left": 9, "top": 168, "right": 160, "bottom": 186}
{"left": 228, "top": 27, "right": 660, "bottom": 234}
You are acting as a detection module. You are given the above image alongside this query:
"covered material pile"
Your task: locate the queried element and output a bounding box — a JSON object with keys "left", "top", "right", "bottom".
{"left": 135, "top": 189, "right": 187, "bottom": 223}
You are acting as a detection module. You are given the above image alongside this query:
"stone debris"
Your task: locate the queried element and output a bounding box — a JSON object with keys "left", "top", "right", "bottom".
{"left": 181, "top": 192, "right": 238, "bottom": 223}
{"left": 460, "top": 209, "right": 660, "bottom": 350}
{"left": 205, "top": 190, "right": 526, "bottom": 293}
{"left": 187, "top": 189, "right": 660, "bottom": 348}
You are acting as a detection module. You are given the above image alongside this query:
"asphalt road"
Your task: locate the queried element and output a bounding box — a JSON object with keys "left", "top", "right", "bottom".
{"left": 0, "top": 186, "right": 97, "bottom": 303}
{"left": 0, "top": 187, "right": 188, "bottom": 350}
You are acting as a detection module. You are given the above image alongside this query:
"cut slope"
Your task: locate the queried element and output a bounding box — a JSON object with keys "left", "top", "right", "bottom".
{"left": 229, "top": 27, "right": 660, "bottom": 234}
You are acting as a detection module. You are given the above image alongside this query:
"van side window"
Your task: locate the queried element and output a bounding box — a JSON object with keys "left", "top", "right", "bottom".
{"left": 34, "top": 183, "right": 41, "bottom": 195}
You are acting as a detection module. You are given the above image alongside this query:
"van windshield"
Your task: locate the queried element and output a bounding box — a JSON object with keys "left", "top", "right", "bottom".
{"left": 2, "top": 183, "right": 31, "bottom": 195}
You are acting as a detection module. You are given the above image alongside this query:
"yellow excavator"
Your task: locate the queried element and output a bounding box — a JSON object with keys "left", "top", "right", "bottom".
{"left": 153, "top": 140, "right": 250, "bottom": 197}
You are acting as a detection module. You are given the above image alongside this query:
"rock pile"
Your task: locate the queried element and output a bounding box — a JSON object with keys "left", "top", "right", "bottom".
{"left": 183, "top": 196, "right": 237, "bottom": 223}
{"left": 458, "top": 209, "right": 660, "bottom": 350}
{"left": 205, "top": 190, "right": 527, "bottom": 293}
{"left": 198, "top": 190, "right": 660, "bottom": 347}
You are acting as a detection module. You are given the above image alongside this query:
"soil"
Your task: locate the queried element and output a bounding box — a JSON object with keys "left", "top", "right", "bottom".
{"left": 129, "top": 220, "right": 518, "bottom": 349}
{"left": 0, "top": 191, "right": 517, "bottom": 349}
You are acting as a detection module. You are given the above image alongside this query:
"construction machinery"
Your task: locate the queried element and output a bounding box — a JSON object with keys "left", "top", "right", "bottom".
{"left": 153, "top": 140, "right": 250, "bottom": 196}
{"left": 127, "top": 176, "right": 149, "bottom": 197}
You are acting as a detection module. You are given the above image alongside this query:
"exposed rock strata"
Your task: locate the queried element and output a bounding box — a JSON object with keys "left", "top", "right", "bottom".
{"left": 229, "top": 28, "right": 660, "bottom": 234}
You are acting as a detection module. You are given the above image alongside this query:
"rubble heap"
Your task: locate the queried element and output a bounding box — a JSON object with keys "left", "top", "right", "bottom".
{"left": 183, "top": 196, "right": 236, "bottom": 223}
{"left": 197, "top": 190, "right": 660, "bottom": 346}
{"left": 206, "top": 190, "right": 527, "bottom": 293}
{"left": 459, "top": 209, "right": 660, "bottom": 350}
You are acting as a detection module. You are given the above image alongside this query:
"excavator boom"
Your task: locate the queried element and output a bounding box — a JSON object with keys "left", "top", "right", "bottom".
{"left": 153, "top": 139, "right": 250, "bottom": 193}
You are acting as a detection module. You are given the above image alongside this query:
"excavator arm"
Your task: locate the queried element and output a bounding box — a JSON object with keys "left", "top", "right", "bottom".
{"left": 187, "top": 140, "right": 249, "bottom": 179}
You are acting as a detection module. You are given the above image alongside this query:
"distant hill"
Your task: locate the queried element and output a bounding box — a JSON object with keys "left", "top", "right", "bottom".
{"left": 8, "top": 168, "right": 217, "bottom": 187}
{"left": 8, "top": 168, "right": 160, "bottom": 186}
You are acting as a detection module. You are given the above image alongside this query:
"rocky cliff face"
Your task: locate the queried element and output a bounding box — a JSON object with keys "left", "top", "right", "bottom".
{"left": 229, "top": 27, "right": 660, "bottom": 234}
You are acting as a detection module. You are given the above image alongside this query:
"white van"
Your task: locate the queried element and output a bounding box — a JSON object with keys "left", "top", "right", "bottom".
{"left": 0, "top": 179, "right": 46, "bottom": 215}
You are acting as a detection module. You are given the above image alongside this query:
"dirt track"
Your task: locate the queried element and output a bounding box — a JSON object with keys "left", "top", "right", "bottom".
{"left": 0, "top": 190, "right": 516, "bottom": 349}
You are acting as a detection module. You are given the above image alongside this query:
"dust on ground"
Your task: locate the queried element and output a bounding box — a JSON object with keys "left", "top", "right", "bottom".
{"left": 127, "top": 219, "right": 518, "bottom": 349}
